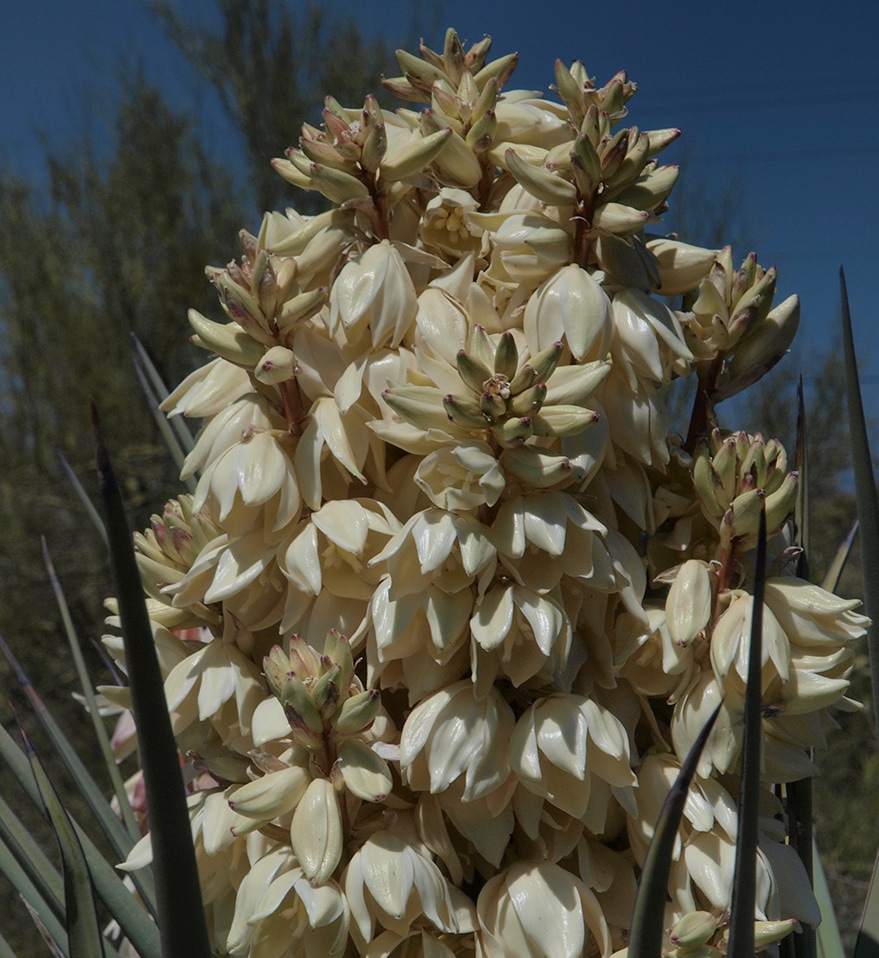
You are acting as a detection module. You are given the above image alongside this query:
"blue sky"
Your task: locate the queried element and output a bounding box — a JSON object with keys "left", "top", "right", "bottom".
{"left": 4, "top": 0, "right": 879, "bottom": 410}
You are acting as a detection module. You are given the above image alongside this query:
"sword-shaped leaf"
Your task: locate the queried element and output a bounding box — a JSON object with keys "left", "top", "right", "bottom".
{"left": 628, "top": 701, "right": 723, "bottom": 955}
{"left": 726, "top": 507, "right": 766, "bottom": 958}
{"left": 92, "top": 403, "right": 212, "bottom": 958}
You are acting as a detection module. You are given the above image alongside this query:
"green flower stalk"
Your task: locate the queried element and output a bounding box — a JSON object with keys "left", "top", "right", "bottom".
{"left": 105, "top": 27, "right": 867, "bottom": 957}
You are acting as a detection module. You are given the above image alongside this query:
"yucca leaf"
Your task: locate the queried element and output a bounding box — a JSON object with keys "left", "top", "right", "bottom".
{"left": 726, "top": 506, "right": 766, "bottom": 958}
{"left": 131, "top": 357, "right": 196, "bottom": 493}
{"left": 92, "top": 403, "right": 213, "bottom": 958}
{"left": 39, "top": 539, "right": 159, "bottom": 915}
{"left": 0, "top": 633, "right": 137, "bottom": 880}
{"left": 0, "top": 793, "right": 65, "bottom": 924}
{"left": 131, "top": 332, "right": 196, "bottom": 459}
{"left": 54, "top": 447, "right": 108, "bottom": 547}
{"left": 795, "top": 375, "right": 810, "bottom": 581}
{"left": 788, "top": 379, "right": 817, "bottom": 958}
{"left": 853, "top": 852, "right": 879, "bottom": 958}
{"left": 812, "top": 841, "right": 845, "bottom": 958}
{"left": 820, "top": 521, "right": 859, "bottom": 594}
{"left": 0, "top": 715, "right": 161, "bottom": 957}
{"left": 838, "top": 266, "right": 879, "bottom": 958}
{"left": 0, "top": 927, "right": 17, "bottom": 958}
{"left": 41, "top": 537, "right": 142, "bottom": 845}
{"left": 0, "top": 834, "right": 69, "bottom": 956}
{"left": 839, "top": 267, "right": 879, "bottom": 737}
{"left": 785, "top": 777, "right": 817, "bottom": 958}
{"left": 19, "top": 718, "right": 107, "bottom": 958}
{"left": 628, "top": 701, "right": 724, "bottom": 955}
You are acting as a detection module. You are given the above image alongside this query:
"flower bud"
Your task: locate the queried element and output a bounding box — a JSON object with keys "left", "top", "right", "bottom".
{"left": 254, "top": 345, "right": 297, "bottom": 385}
{"left": 505, "top": 148, "right": 578, "bottom": 206}
{"left": 666, "top": 560, "right": 712, "bottom": 648}
{"left": 333, "top": 689, "right": 382, "bottom": 735}
{"left": 383, "top": 385, "right": 455, "bottom": 432}
{"left": 281, "top": 673, "right": 325, "bottom": 734}
{"left": 753, "top": 919, "right": 798, "bottom": 948}
{"left": 530, "top": 404, "right": 599, "bottom": 437}
{"left": 306, "top": 162, "right": 371, "bottom": 205}
{"left": 669, "top": 910, "right": 719, "bottom": 948}
{"left": 764, "top": 471, "right": 798, "bottom": 532}
{"left": 290, "top": 777, "right": 343, "bottom": 884}
{"left": 187, "top": 310, "right": 266, "bottom": 368}
{"left": 380, "top": 127, "right": 452, "bottom": 182}
{"left": 336, "top": 739, "right": 393, "bottom": 802}
{"left": 502, "top": 446, "right": 575, "bottom": 488}
{"left": 228, "top": 765, "right": 310, "bottom": 820}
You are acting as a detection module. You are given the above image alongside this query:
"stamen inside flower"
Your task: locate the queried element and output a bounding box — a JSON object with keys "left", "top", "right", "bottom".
{"left": 483, "top": 373, "right": 511, "bottom": 400}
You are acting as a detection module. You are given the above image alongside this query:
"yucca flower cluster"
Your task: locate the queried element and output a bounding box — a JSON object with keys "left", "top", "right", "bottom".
{"left": 113, "top": 28, "right": 867, "bottom": 957}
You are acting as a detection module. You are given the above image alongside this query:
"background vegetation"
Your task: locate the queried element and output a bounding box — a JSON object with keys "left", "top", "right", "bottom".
{"left": 0, "top": 1, "right": 873, "bottom": 951}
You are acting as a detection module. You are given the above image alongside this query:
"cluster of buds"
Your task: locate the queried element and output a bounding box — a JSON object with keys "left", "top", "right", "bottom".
{"left": 228, "top": 632, "right": 392, "bottom": 887}
{"left": 133, "top": 495, "right": 222, "bottom": 630}
{"left": 188, "top": 235, "right": 327, "bottom": 398}
{"left": 385, "top": 326, "right": 598, "bottom": 449}
{"left": 693, "top": 428, "right": 798, "bottom": 551}
{"left": 275, "top": 93, "right": 456, "bottom": 207}
{"left": 495, "top": 59, "right": 682, "bottom": 283}
{"left": 261, "top": 632, "right": 382, "bottom": 757}
{"left": 683, "top": 248, "right": 801, "bottom": 401}
{"left": 391, "top": 31, "right": 518, "bottom": 190}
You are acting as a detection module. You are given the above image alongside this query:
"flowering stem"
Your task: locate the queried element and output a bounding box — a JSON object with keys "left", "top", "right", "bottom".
{"left": 685, "top": 354, "right": 724, "bottom": 453}
{"left": 280, "top": 378, "right": 307, "bottom": 436}
{"left": 572, "top": 199, "right": 594, "bottom": 268}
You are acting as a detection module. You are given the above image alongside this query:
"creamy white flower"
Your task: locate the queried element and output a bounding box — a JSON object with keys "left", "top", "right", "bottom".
{"left": 414, "top": 441, "right": 505, "bottom": 511}
{"left": 163, "top": 631, "right": 266, "bottom": 744}
{"left": 476, "top": 210, "right": 572, "bottom": 284}
{"left": 491, "top": 95, "right": 570, "bottom": 146}
{"left": 763, "top": 576, "right": 869, "bottom": 647}
{"left": 524, "top": 264, "right": 613, "bottom": 362}
{"left": 665, "top": 559, "right": 713, "bottom": 649}
{"left": 290, "top": 777, "right": 344, "bottom": 884}
{"left": 477, "top": 861, "right": 611, "bottom": 958}
{"left": 710, "top": 590, "right": 791, "bottom": 685}
{"left": 294, "top": 396, "right": 374, "bottom": 510}
{"left": 400, "top": 680, "right": 514, "bottom": 801}
{"left": 170, "top": 530, "right": 287, "bottom": 633}
{"left": 509, "top": 694, "right": 636, "bottom": 834}
{"left": 162, "top": 357, "right": 255, "bottom": 419}
{"left": 611, "top": 288, "right": 693, "bottom": 390}
{"left": 491, "top": 490, "right": 609, "bottom": 591}
{"left": 343, "top": 830, "right": 476, "bottom": 950}
{"left": 670, "top": 671, "right": 739, "bottom": 778}
{"left": 370, "top": 508, "right": 496, "bottom": 596}
{"left": 329, "top": 240, "right": 417, "bottom": 348}
{"left": 645, "top": 237, "right": 717, "bottom": 297}
{"left": 599, "top": 363, "right": 670, "bottom": 467}
{"left": 226, "top": 849, "right": 350, "bottom": 957}
{"left": 470, "top": 582, "right": 572, "bottom": 690}
{"left": 194, "top": 429, "right": 301, "bottom": 532}
{"left": 420, "top": 188, "right": 483, "bottom": 258}
{"left": 279, "top": 498, "right": 399, "bottom": 634}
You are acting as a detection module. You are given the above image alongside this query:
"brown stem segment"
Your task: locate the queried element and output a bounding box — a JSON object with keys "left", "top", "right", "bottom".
{"left": 280, "top": 378, "right": 307, "bottom": 436}
{"left": 573, "top": 199, "right": 594, "bottom": 269}
{"left": 685, "top": 353, "right": 725, "bottom": 453}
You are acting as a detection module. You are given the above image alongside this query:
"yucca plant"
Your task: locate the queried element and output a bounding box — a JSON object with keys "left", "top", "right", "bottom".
{"left": 1, "top": 25, "right": 877, "bottom": 958}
